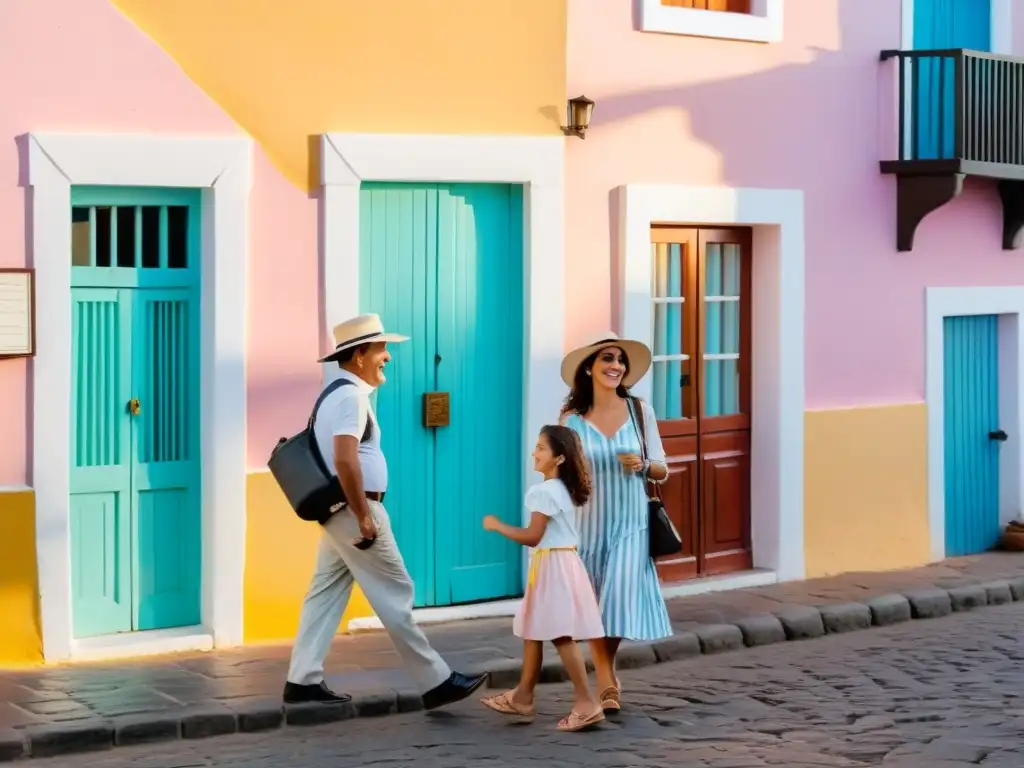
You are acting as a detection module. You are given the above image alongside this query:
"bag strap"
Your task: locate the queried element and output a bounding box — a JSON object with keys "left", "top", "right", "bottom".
{"left": 627, "top": 397, "right": 661, "bottom": 501}
{"left": 308, "top": 378, "right": 352, "bottom": 430}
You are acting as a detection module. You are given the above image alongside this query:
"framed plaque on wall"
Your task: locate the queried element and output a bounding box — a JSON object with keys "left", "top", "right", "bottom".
{"left": 0, "top": 268, "right": 35, "bottom": 358}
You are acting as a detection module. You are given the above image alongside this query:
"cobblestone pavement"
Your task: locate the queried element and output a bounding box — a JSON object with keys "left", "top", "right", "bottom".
{"left": 4, "top": 552, "right": 1023, "bottom": 743}
{"left": 34, "top": 601, "right": 1024, "bottom": 768}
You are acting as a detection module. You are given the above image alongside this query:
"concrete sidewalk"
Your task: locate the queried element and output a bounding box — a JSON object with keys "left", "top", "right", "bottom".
{"left": 2, "top": 552, "right": 1023, "bottom": 761}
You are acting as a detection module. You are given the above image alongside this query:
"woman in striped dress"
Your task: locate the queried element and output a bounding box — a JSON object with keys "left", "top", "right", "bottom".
{"left": 559, "top": 333, "right": 673, "bottom": 712}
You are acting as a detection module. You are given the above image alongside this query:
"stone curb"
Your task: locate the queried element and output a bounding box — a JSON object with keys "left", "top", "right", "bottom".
{"left": 4, "top": 576, "right": 1024, "bottom": 761}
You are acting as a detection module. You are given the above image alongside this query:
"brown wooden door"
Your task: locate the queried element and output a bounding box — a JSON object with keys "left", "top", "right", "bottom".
{"left": 649, "top": 227, "right": 752, "bottom": 582}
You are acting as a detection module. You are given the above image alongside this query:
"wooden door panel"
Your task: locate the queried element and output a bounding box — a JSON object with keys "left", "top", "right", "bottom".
{"left": 700, "top": 430, "right": 752, "bottom": 574}
{"left": 655, "top": 434, "right": 699, "bottom": 581}
{"left": 650, "top": 225, "right": 752, "bottom": 582}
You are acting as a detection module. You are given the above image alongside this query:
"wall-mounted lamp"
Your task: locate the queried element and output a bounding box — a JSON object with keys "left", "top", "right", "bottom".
{"left": 561, "top": 95, "right": 595, "bottom": 140}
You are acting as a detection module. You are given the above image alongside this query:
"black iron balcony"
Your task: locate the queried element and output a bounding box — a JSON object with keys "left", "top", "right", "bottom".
{"left": 880, "top": 48, "right": 1024, "bottom": 251}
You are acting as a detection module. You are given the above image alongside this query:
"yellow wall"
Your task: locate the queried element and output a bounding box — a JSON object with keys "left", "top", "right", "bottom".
{"left": 0, "top": 489, "right": 43, "bottom": 666}
{"left": 804, "top": 403, "right": 931, "bottom": 578}
{"left": 112, "top": 0, "right": 568, "bottom": 190}
{"left": 244, "top": 472, "right": 372, "bottom": 641}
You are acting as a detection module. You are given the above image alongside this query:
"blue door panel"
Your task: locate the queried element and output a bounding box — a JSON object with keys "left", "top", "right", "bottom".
{"left": 434, "top": 184, "right": 524, "bottom": 605}
{"left": 359, "top": 182, "right": 524, "bottom": 607}
{"left": 943, "top": 314, "right": 1001, "bottom": 556}
{"left": 69, "top": 187, "right": 202, "bottom": 637}
{"left": 913, "top": 0, "right": 991, "bottom": 159}
{"left": 359, "top": 184, "right": 439, "bottom": 606}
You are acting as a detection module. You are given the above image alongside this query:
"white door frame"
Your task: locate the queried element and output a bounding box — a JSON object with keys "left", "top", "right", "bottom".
{"left": 319, "top": 132, "right": 565, "bottom": 593}
{"left": 26, "top": 133, "right": 252, "bottom": 662}
{"left": 925, "top": 287, "right": 1023, "bottom": 561}
{"left": 617, "top": 184, "right": 806, "bottom": 582}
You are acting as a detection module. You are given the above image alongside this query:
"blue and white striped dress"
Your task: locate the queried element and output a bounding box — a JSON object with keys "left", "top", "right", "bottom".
{"left": 564, "top": 400, "right": 673, "bottom": 641}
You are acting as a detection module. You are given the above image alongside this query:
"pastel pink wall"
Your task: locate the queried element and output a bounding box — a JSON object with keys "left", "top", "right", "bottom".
{"left": 0, "top": 0, "right": 320, "bottom": 484}
{"left": 566, "top": 0, "right": 1024, "bottom": 409}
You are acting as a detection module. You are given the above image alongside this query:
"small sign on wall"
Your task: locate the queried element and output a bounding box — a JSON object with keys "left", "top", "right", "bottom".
{"left": 0, "top": 268, "right": 35, "bottom": 359}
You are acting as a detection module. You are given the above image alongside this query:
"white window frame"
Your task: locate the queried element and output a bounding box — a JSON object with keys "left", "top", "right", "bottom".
{"left": 639, "top": 0, "right": 782, "bottom": 44}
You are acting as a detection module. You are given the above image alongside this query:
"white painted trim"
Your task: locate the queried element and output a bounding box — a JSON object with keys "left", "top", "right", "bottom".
{"left": 618, "top": 184, "right": 806, "bottom": 582}
{"left": 925, "top": 287, "right": 1024, "bottom": 560}
{"left": 26, "top": 133, "right": 252, "bottom": 662}
{"left": 0, "top": 485, "right": 32, "bottom": 493}
{"left": 901, "top": 0, "right": 1012, "bottom": 53}
{"left": 70, "top": 626, "right": 213, "bottom": 663}
{"left": 320, "top": 133, "right": 565, "bottom": 595}
{"left": 347, "top": 599, "right": 522, "bottom": 632}
{"left": 639, "top": 0, "right": 782, "bottom": 44}
{"left": 347, "top": 569, "right": 777, "bottom": 631}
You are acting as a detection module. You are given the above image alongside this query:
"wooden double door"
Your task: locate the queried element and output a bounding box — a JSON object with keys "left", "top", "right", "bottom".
{"left": 650, "top": 227, "right": 752, "bottom": 581}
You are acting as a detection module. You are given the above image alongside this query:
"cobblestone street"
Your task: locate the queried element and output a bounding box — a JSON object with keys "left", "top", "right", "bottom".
{"left": 36, "top": 602, "right": 1024, "bottom": 768}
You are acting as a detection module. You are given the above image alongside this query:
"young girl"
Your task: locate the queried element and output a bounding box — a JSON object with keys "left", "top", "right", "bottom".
{"left": 480, "top": 425, "right": 606, "bottom": 733}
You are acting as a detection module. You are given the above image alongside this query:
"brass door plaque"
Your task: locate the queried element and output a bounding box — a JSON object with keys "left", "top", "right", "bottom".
{"left": 423, "top": 392, "right": 450, "bottom": 428}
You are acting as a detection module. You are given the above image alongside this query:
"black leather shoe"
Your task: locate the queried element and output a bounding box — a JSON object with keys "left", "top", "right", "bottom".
{"left": 283, "top": 681, "right": 353, "bottom": 704}
{"left": 422, "top": 671, "right": 490, "bottom": 710}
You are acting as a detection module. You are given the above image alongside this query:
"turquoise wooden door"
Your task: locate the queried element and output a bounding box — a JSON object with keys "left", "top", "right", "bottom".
{"left": 943, "top": 314, "right": 1002, "bottom": 556}
{"left": 360, "top": 182, "right": 524, "bottom": 607}
{"left": 70, "top": 187, "right": 202, "bottom": 637}
{"left": 913, "top": 0, "right": 990, "bottom": 159}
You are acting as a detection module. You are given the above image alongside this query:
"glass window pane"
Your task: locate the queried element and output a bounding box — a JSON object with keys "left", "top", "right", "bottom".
{"left": 703, "top": 358, "right": 740, "bottom": 416}
{"left": 653, "top": 360, "right": 693, "bottom": 420}
{"left": 722, "top": 243, "right": 740, "bottom": 296}
{"left": 705, "top": 242, "right": 741, "bottom": 298}
{"left": 71, "top": 207, "right": 91, "bottom": 266}
{"left": 141, "top": 206, "right": 161, "bottom": 268}
{"left": 116, "top": 206, "right": 136, "bottom": 268}
{"left": 705, "top": 300, "right": 740, "bottom": 355}
{"left": 653, "top": 242, "right": 683, "bottom": 298}
{"left": 95, "top": 207, "right": 112, "bottom": 267}
{"left": 168, "top": 206, "right": 189, "bottom": 268}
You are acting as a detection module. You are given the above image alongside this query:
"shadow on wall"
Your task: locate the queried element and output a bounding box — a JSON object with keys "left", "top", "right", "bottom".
{"left": 595, "top": 0, "right": 883, "bottom": 202}
{"left": 589, "top": 0, "right": 908, "bottom": 357}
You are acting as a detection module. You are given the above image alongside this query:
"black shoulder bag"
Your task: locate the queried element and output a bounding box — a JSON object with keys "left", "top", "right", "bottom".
{"left": 629, "top": 397, "right": 684, "bottom": 559}
{"left": 267, "top": 378, "right": 373, "bottom": 524}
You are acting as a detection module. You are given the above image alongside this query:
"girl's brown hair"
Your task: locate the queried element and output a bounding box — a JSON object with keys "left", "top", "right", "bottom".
{"left": 540, "top": 425, "right": 592, "bottom": 507}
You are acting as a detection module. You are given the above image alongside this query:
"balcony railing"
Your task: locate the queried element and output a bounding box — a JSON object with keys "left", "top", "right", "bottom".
{"left": 880, "top": 48, "right": 1024, "bottom": 251}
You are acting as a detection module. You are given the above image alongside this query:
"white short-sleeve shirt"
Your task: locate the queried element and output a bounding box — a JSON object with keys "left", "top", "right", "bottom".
{"left": 526, "top": 479, "right": 580, "bottom": 550}
{"left": 313, "top": 370, "right": 388, "bottom": 493}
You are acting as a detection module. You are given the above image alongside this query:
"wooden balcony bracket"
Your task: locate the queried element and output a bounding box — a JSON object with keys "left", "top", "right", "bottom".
{"left": 998, "top": 180, "right": 1024, "bottom": 250}
{"left": 895, "top": 173, "right": 964, "bottom": 252}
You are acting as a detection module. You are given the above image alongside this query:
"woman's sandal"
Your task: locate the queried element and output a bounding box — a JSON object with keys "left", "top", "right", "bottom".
{"left": 556, "top": 707, "right": 606, "bottom": 732}
{"left": 480, "top": 690, "right": 535, "bottom": 722}
{"left": 599, "top": 685, "right": 621, "bottom": 713}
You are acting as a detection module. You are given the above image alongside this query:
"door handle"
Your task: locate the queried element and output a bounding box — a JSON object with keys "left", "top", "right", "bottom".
{"left": 128, "top": 398, "right": 141, "bottom": 417}
{"left": 989, "top": 429, "right": 1008, "bottom": 442}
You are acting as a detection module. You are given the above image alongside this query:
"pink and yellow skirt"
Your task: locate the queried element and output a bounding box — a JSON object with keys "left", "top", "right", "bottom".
{"left": 513, "top": 547, "right": 605, "bottom": 642}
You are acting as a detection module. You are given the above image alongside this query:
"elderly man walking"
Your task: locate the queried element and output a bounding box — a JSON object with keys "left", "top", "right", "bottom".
{"left": 284, "top": 313, "right": 488, "bottom": 709}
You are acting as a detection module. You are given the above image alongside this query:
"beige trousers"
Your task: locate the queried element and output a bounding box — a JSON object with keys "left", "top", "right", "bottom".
{"left": 286, "top": 501, "right": 451, "bottom": 693}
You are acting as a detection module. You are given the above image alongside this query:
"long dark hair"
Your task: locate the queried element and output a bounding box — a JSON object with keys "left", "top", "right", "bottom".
{"left": 539, "top": 425, "right": 592, "bottom": 507}
{"left": 561, "top": 346, "right": 631, "bottom": 417}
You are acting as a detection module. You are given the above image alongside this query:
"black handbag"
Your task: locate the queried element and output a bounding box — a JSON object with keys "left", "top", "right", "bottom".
{"left": 628, "top": 397, "right": 684, "bottom": 559}
{"left": 267, "top": 378, "right": 372, "bottom": 524}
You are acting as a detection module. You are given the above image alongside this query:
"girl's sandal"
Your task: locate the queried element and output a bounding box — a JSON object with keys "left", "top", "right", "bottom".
{"left": 599, "top": 686, "right": 621, "bottom": 713}
{"left": 480, "top": 690, "right": 535, "bottom": 722}
{"left": 556, "top": 708, "right": 606, "bottom": 733}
